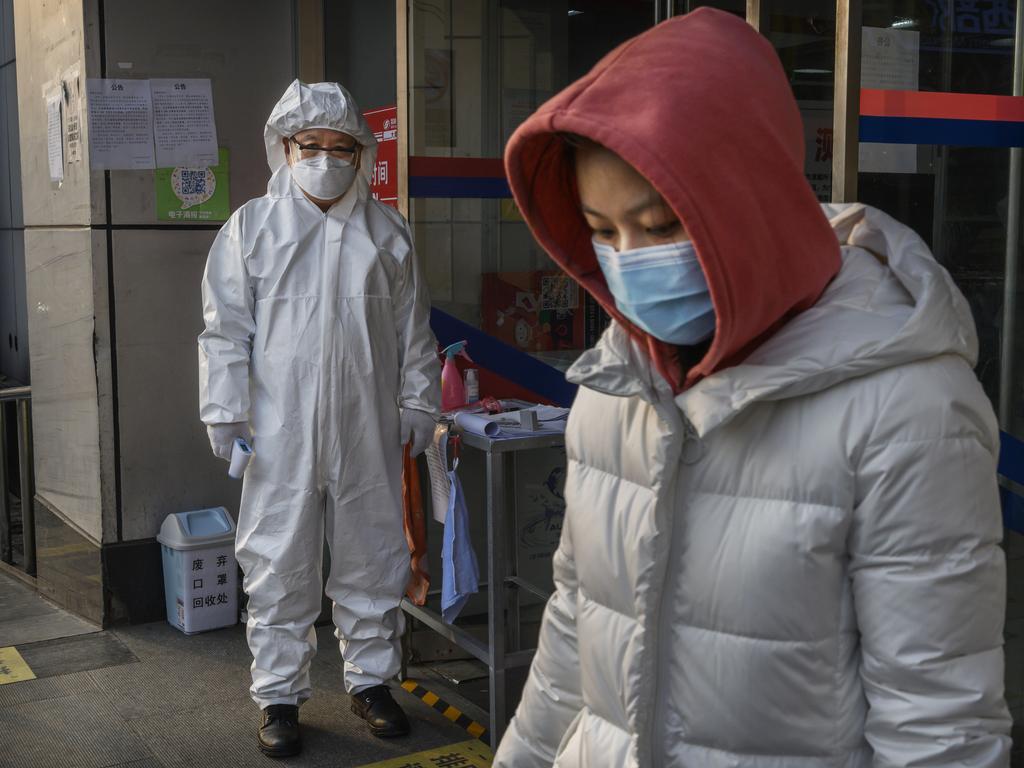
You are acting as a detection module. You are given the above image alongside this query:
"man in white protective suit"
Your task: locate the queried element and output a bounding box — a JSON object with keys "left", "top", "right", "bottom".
{"left": 198, "top": 79, "right": 440, "bottom": 758}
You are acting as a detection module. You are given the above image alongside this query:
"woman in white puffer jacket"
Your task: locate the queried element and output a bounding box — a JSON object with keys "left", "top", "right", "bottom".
{"left": 494, "top": 9, "right": 1011, "bottom": 768}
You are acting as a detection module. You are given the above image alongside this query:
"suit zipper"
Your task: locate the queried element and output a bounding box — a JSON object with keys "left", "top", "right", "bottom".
{"left": 315, "top": 212, "right": 328, "bottom": 482}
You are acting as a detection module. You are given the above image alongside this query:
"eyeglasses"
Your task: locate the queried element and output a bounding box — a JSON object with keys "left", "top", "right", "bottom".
{"left": 289, "top": 137, "right": 359, "bottom": 161}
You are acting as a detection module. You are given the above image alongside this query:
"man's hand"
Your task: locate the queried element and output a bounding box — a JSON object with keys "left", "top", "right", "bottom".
{"left": 400, "top": 409, "right": 436, "bottom": 458}
{"left": 207, "top": 422, "right": 251, "bottom": 462}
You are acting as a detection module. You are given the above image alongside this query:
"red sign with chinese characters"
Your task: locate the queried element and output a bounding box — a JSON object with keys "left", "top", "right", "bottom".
{"left": 364, "top": 105, "right": 398, "bottom": 209}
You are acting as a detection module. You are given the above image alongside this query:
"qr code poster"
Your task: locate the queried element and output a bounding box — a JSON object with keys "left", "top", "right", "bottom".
{"left": 171, "top": 167, "right": 216, "bottom": 208}
{"left": 482, "top": 270, "right": 584, "bottom": 352}
{"left": 155, "top": 147, "right": 230, "bottom": 222}
{"left": 540, "top": 275, "right": 578, "bottom": 311}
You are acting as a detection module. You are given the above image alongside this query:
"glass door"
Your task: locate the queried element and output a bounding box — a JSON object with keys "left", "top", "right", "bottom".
{"left": 406, "top": 0, "right": 660, "bottom": 405}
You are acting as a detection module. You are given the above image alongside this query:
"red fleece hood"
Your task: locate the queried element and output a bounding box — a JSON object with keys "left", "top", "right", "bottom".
{"left": 504, "top": 8, "right": 841, "bottom": 392}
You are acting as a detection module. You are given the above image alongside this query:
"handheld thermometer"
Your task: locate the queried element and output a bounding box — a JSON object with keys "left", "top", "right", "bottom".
{"left": 228, "top": 438, "right": 253, "bottom": 479}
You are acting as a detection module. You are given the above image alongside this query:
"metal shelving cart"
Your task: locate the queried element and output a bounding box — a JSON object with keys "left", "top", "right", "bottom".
{"left": 401, "top": 426, "right": 565, "bottom": 746}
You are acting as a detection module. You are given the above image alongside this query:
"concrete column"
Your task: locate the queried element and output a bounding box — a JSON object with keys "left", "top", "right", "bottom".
{"left": 13, "top": 0, "right": 296, "bottom": 625}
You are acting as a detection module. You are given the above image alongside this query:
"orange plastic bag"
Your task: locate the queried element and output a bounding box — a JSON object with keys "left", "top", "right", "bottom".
{"left": 402, "top": 444, "right": 430, "bottom": 605}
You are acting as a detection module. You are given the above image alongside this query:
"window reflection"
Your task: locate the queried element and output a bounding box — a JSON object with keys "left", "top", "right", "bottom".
{"left": 409, "top": 1, "right": 654, "bottom": 371}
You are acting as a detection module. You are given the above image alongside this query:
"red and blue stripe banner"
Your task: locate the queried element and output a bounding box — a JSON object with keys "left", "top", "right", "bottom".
{"left": 409, "top": 91, "right": 1024, "bottom": 196}
{"left": 409, "top": 157, "right": 511, "bottom": 198}
{"left": 860, "top": 88, "right": 1024, "bottom": 148}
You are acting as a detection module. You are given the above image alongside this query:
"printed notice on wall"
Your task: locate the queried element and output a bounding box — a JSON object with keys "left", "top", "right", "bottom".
{"left": 860, "top": 26, "right": 920, "bottom": 174}
{"left": 861, "top": 26, "right": 919, "bottom": 90}
{"left": 62, "top": 64, "right": 83, "bottom": 164}
{"left": 87, "top": 78, "right": 156, "bottom": 169}
{"left": 46, "top": 92, "right": 63, "bottom": 182}
{"left": 151, "top": 79, "right": 218, "bottom": 168}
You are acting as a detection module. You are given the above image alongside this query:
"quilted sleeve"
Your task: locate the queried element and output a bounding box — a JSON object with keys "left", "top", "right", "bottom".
{"left": 850, "top": 365, "right": 1011, "bottom": 766}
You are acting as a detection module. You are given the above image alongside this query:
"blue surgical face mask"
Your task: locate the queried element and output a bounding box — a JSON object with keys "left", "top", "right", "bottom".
{"left": 592, "top": 237, "right": 716, "bottom": 346}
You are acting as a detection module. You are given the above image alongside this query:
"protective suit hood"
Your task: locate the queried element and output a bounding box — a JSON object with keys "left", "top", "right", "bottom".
{"left": 503, "top": 8, "right": 842, "bottom": 392}
{"left": 264, "top": 79, "right": 378, "bottom": 200}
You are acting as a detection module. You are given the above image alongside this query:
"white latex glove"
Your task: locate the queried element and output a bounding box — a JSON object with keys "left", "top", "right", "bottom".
{"left": 207, "top": 422, "right": 251, "bottom": 462}
{"left": 400, "top": 408, "right": 436, "bottom": 458}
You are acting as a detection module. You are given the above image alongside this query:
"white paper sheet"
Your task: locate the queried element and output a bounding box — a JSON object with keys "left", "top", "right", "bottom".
{"left": 861, "top": 27, "right": 919, "bottom": 91}
{"left": 860, "top": 27, "right": 920, "bottom": 174}
{"left": 87, "top": 78, "right": 156, "bottom": 170}
{"left": 46, "top": 92, "right": 63, "bottom": 182}
{"left": 453, "top": 412, "right": 501, "bottom": 438}
{"left": 454, "top": 405, "right": 569, "bottom": 439}
{"left": 426, "top": 424, "right": 451, "bottom": 523}
{"left": 150, "top": 78, "right": 219, "bottom": 168}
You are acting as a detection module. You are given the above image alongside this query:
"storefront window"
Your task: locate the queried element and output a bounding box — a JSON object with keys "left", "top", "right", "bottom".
{"left": 758, "top": 1, "right": 838, "bottom": 201}
{"left": 408, "top": 1, "right": 784, "bottom": 386}
{"left": 853, "top": 3, "right": 1024, "bottom": 747}
{"left": 858, "top": 3, "right": 1018, "bottom": 417}
{"left": 408, "top": 1, "right": 657, "bottom": 377}
{"left": 753, "top": 2, "right": 1022, "bottom": 441}
{"left": 402, "top": 0, "right": 1024, "bottom": 741}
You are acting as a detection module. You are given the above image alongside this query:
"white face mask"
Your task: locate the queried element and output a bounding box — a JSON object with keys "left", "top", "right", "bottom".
{"left": 289, "top": 153, "right": 357, "bottom": 200}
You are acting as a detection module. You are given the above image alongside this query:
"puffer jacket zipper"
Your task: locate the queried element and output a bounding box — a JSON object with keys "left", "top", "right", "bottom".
{"left": 649, "top": 415, "right": 703, "bottom": 768}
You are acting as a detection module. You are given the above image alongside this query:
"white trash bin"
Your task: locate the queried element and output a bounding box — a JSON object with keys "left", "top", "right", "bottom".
{"left": 158, "top": 507, "right": 238, "bottom": 634}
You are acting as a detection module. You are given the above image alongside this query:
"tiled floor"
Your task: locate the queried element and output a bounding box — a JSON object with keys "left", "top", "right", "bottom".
{"left": 7, "top": 536, "right": 1024, "bottom": 766}
{"left": 0, "top": 572, "right": 481, "bottom": 768}
{"left": 0, "top": 568, "right": 98, "bottom": 646}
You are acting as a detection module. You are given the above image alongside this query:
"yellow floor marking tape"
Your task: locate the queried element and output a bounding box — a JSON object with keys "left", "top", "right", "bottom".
{"left": 400, "top": 679, "right": 491, "bottom": 744}
{"left": 0, "top": 646, "right": 36, "bottom": 685}
{"left": 354, "top": 739, "right": 493, "bottom": 768}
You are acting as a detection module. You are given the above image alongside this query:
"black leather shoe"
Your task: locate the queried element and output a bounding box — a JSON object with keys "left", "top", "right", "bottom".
{"left": 351, "top": 685, "right": 411, "bottom": 738}
{"left": 258, "top": 704, "right": 301, "bottom": 758}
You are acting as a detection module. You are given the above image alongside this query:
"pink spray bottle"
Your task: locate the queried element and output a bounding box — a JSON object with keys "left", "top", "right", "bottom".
{"left": 441, "top": 340, "right": 472, "bottom": 412}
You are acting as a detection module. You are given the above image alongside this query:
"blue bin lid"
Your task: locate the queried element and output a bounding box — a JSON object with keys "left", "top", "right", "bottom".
{"left": 157, "top": 507, "right": 236, "bottom": 551}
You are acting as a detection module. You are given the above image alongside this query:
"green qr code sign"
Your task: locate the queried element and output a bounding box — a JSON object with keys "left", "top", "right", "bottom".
{"left": 155, "top": 147, "right": 230, "bottom": 222}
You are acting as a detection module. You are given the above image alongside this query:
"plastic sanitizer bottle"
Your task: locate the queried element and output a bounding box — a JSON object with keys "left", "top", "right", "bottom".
{"left": 441, "top": 340, "right": 471, "bottom": 411}
{"left": 464, "top": 368, "right": 479, "bottom": 404}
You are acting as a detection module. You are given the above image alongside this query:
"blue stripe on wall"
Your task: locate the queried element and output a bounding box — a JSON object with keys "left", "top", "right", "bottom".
{"left": 409, "top": 176, "right": 512, "bottom": 198}
{"left": 1000, "top": 430, "right": 1024, "bottom": 487}
{"left": 859, "top": 115, "right": 1024, "bottom": 148}
{"left": 425, "top": 312, "right": 1024, "bottom": 532}
{"left": 1003, "top": 487, "right": 1024, "bottom": 535}
{"left": 998, "top": 431, "right": 1024, "bottom": 533}
{"left": 429, "top": 307, "right": 579, "bottom": 407}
